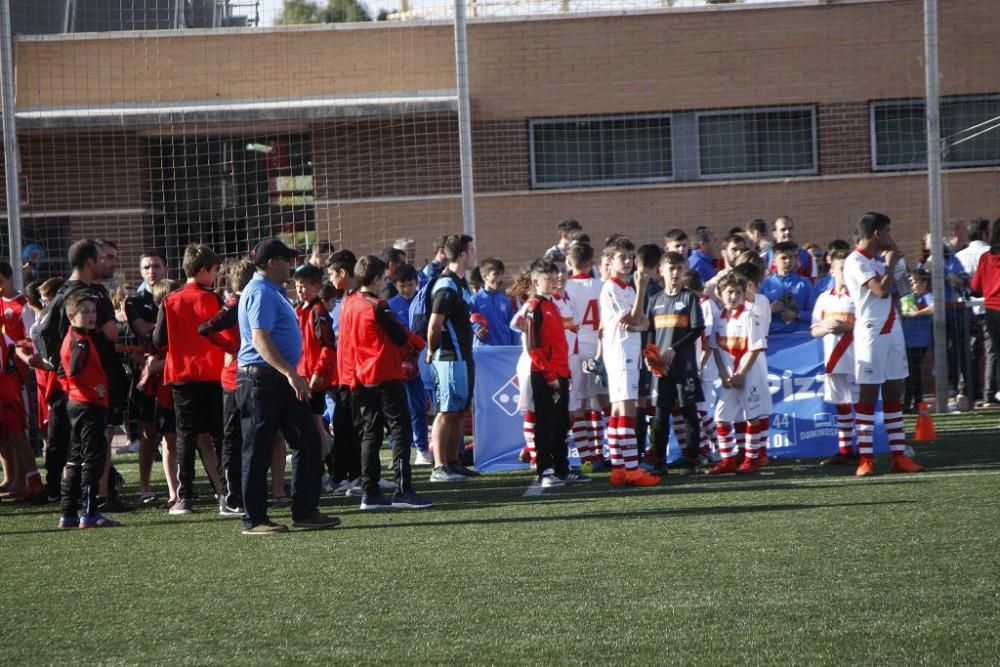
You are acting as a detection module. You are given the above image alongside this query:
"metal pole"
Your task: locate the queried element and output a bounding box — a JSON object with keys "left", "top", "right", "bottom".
{"left": 924, "top": 0, "right": 948, "bottom": 413}
{"left": 453, "top": 0, "right": 476, "bottom": 237}
{"left": 0, "top": 0, "right": 23, "bottom": 292}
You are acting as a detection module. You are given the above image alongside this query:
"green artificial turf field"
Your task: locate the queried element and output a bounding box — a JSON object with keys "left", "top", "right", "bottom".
{"left": 2, "top": 410, "right": 999, "bottom": 665}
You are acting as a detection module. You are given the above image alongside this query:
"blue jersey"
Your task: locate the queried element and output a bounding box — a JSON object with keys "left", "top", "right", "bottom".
{"left": 470, "top": 289, "right": 519, "bottom": 346}
{"left": 760, "top": 272, "right": 815, "bottom": 335}
{"left": 902, "top": 292, "right": 934, "bottom": 349}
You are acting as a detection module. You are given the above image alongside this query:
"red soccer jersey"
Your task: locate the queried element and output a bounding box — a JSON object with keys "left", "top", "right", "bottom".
{"left": 525, "top": 295, "right": 571, "bottom": 382}
{"left": 296, "top": 298, "right": 337, "bottom": 390}
{"left": 60, "top": 327, "right": 109, "bottom": 408}
{"left": 1, "top": 293, "right": 32, "bottom": 342}
{"left": 337, "top": 290, "right": 423, "bottom": 389}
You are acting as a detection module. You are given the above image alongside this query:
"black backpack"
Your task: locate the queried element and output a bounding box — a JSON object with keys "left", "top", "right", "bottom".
{"left": 31, "top": 281, "right": 88, "bottom": 372}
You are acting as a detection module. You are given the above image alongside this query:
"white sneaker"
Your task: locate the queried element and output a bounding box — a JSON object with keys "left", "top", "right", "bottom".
{"left": 345, "top": 478, "right": 364, "bottom": 497}
{"left": 413, "top": 450, "right": 434, "bottom": 466}
{"left": 329, "top": 479, "right": 353, "bottom": 497}
{"left": 539, "top": 469, "right": 565, "bottom": 489}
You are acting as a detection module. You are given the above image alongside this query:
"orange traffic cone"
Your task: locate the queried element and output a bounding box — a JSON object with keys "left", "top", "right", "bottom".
{"left": 913, "top": 402, "right": 937, "bottom": 442}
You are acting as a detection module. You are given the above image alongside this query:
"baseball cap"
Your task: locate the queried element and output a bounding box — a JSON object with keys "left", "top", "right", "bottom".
{"left": 250, "top": 238, "right": 299, "bottom": 267}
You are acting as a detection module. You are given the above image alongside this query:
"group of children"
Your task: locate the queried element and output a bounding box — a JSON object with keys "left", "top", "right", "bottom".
{"left": 0, "top": 213, "right": 931, "bottom": 529}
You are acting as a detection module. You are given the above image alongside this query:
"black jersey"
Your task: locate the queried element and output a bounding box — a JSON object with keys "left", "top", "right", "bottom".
{"left": 646, "top": 287, "right": 704, "bottom": 379}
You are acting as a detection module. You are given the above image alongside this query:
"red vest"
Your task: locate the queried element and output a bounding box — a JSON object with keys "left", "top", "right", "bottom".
{"left": 60, "top": 328, "right": 109, "bottom": 407}
{"left": 526, "top": 296, "right": 571, "bottom": 381}
{"left": 163, "top": 283, "right": 225, "bottom": 384}
{"left": 338, "top": 291, "right": 403, "bottom": 388}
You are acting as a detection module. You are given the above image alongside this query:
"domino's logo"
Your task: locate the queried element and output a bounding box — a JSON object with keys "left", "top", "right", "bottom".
{"left": 492, "top": 375, "right": 521, "bottom": 417}
{"left": 814, "top": 412, "right": 834, "bottom": 427}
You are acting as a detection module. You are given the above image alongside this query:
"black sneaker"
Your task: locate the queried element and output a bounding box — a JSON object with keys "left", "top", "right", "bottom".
{"left": 448, "top": 462, "right": 481, "bottom": 477}
{"left": 559, "top": 470, "right": 592, "bottom": 484}
{"left": 98, "top": 496, "right": 130, "bottom": 514}
{"left": 360, "top": 492, "right": 393, "bottom": 510}
{"left": 168, "top": 497, "right": 194, "bottom": 515}
{"left": 391, "top": 490, "right": 433, "bottom": 509}
{"left": 218, "top": 497, "right": 243, "bottom": 517}
{"left": 291, "top": 511, "right": 342, "bottom": 530}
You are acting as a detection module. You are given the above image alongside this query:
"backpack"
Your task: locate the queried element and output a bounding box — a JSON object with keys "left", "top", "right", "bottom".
{"left": 408, "top": 274, "right": 456, "bottom": 340}
{"left": 31, "top": 281, "right": 89, "bottom": 372}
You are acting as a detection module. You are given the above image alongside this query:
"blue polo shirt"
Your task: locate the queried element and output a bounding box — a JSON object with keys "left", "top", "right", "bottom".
{"left": 688, "top": 250, "right": 717, "bottom": 283}
{"left": 238, "top": 272, "right": 302, "bottom": 368}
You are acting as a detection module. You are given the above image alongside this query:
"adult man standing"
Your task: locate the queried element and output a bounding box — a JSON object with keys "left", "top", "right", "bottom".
{"left": 763, "top": 216, "right": 816, "bottom": 281}
{"left": 237, "top": 239, "right": 340, "bottom": 534}
{"left": 958, "top": 219, "right": 998, "bottom": 406}
{"left": 124, "top": 250, "right": 168, "bottom": 502}
{"left": 843, "top": 212, "right": 924, "bottom": 477}
{"left": 426, "top": 234, "right": 478, "bottom": 482}
{"left": 688, "top": 226, "right": 718, "bottom": 283}
{"left": 546, "top": 219, "right": 582, "bottom": 257}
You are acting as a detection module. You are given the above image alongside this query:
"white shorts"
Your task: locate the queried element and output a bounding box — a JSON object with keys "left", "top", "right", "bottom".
{"left": 823, "top": 373, "right": 858, "bottom": 405}
{"left": 714, "top": 362, "right": 772, "bottom": 423}
{"left": 700, "top": 378, "right": 717, "bottom": 410}
{"left": 569, "top": 347, "right": 601, "bottom": 408}
{"left": 516, "top": 351, "right": 533, "bottom": 412}
{"left": 854, "top": 327, "right": 908, "bottom": 385}
{"left": 605, "top": 355, "right": 639, "bottom": 404}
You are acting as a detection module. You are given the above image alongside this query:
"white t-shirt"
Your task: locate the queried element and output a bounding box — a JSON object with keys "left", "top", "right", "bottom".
{"left": 844, "top": 248, "right": 898, "bottom": 334}
{"left": 751, "top": 292, "right": 771, "bottom": 340}
{"left": 812, "top": 288, "right": 856, "bottom": 376}
{"left": 552, "top": 291, "right": 578, "bottom": 353}
{"left": 699, "top": 295, "right": 720, "bottom": 382}
{"left": 564, "top": 273, "right": 603, "bottom": 351}
{"left": 600, "top": 277, "right": 641, "bottom": 365}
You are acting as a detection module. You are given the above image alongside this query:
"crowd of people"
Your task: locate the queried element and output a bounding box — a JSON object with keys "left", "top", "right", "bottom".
{"left": 2, "top": 210, "right": 999, "bottom": 533}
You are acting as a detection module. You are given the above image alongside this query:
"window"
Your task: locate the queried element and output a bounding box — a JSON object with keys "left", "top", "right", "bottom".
{"left": 872, "top": 95, "right": 1000, "bottom": 170}
{"left": 697, "top": 107, "right": 817, "bottom": 178}
{"left": 529, "top": 115, "right": 672, "bottom": 188}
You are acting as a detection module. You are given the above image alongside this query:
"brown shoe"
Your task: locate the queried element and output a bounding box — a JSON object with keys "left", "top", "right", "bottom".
{"left": 242, "top": 521, "right": 289, "bottom": 535}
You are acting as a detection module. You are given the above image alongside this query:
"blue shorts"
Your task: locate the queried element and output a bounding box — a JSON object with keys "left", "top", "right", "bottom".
{"left": 432, "top": 359, "right": 473, "bottom": 413}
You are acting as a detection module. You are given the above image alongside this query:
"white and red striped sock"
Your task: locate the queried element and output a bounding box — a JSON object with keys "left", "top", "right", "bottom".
{"left": 589, "top": 409, "right": 606, "bottom": 462}
{"left": 571, "top": 417, "right": 591, "bottom": 462}
{"left": 698, "top": 406, "right": 716, "bottom": 458}
{"left": 835, "top": 403, "right": 854, "bottom": 455}
{"left": 734, "top": 420, "right": 748, "bottom": 457}
{"left": 620, "top": 416, "right": 639, "bottom": 470}
{"left": 607, "top": 416, "right": 624, "bottom": 469}
{"left": 717, "top": 422, "right": 735, "bottom": 459}
{"left": 855, "top": 402, "right": 875, "bottom": 457}
{"left": 750, "top": 416, "right": 769, "bottom": 458}
{"left": 883, "top": 401, "right": 906, "bottom": 454}
{"left": 671, "top": 408, "right": 688, "bottom": 457}
{"left": 523, "top": 411, "right": 537, "bottom": 464}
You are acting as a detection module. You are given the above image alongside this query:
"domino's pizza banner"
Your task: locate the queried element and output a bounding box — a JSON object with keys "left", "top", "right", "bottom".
{"left": 472, "top": 335, "right": 887, "bottom": 473}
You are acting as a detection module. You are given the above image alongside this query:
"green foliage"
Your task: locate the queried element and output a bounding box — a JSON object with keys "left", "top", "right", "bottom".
{"left": 277, "top": 0, "right": 372, "bottom": 24}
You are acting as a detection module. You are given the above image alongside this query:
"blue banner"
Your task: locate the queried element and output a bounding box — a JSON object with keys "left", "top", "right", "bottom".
{"left": 472, "top": 335, "right": 887, "bottom": 472}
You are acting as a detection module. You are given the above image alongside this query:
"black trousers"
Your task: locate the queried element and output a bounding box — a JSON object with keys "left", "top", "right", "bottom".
{"left": 984, "top": 309, "right": 1000, "bottom": 399}
{"left": 330, "top": 385, "right": 362, "bottom": 483}
{"left": 45, "top": 389, "right": 70, "bottom": 498}
{"left": 354, "top": 381, "right": 413, "bottom": 496}
{"left": 904, "top": 347, "right": 927, "bottom": 408}
{"left": 237, "top": 368, "right": 322, "bottom": 527}
{"left": 530, "top": 373, "right": 570, "bottom": 478}
{"left": 653, "top": 374, "right": 702, "bottom": 462}
{"left": 172, "top": 382, "right": 224, "bottom": 501}
{"left": 945, "top": 310, "right": 971, "bottom": 396}
{"left": 221, "top": 388, "right": 243, "bottom": 507}
{"left": 61, "top": 401, "right": 108, "bottom": 518}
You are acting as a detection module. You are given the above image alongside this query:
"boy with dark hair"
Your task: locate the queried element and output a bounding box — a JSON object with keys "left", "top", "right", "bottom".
{"left": 197, "top": 259, "right": 256, "bottom": 515}
{"left": 325, "top": 249, "right": 363, "bottom": 494}
{"left": 153, "top": 243, "right": 226, "bottom": 515}
{"left": 811, "top": 249, "right": 860, "bottom": 465}
{"left": 422, "top": 235, "right": 449, "bottom": 284}
{"left": 58, "top": 291, "right": 120, "bottom": 528}
{"left": 338, "top": 255, "right": 431, "bottom": 509}
{"left": 293, "top": 264, "right": 338, "bottom": 448}
{"left": 901, "top": 269, "right": 933, "bottom": 413}
{"left": 524, "top": 259, "right": 588, "bottom": 487}
{"left": 664, "top": 229, "right": 690, "bottom": 256}
{"left": 600, "top": 238, "right": 660, "bottom": 486}
{"left": 645, "top": 252, "right": 705, "bottom": 473}
{"left": 471, "top": 257, "right": 519, "bottom": 347}
{"left": 760, "top": 241, "right": 816, "bottom": 335}
{"left": 708, "top": 272, "right": 771, "bottom": 475}
{"left": 427, "top": 234, "right": 479, "bottom": 482}
{"left": 844, "top": 212, "right": 924, "bottom": 476}
{"left": 387, "top": 264, "right": 432, "bottom": 465}
{"left": 381, "top": 247, "right": 407, "bottom": 300}
{"left": 548, "top": 219, "right": 583, "bottom": 256}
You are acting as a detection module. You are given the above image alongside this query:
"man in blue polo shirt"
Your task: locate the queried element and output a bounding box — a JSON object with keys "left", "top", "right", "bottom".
{"left": 237, "top": 238, "right": 341, "bottom": 535}
{"left": 688, "top": 226, "right": 718, "bottom": 283}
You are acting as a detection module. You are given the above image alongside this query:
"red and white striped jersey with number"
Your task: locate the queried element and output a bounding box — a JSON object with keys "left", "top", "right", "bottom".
{"left": 565, "top": 273, "right": 603, "bottom": 351}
